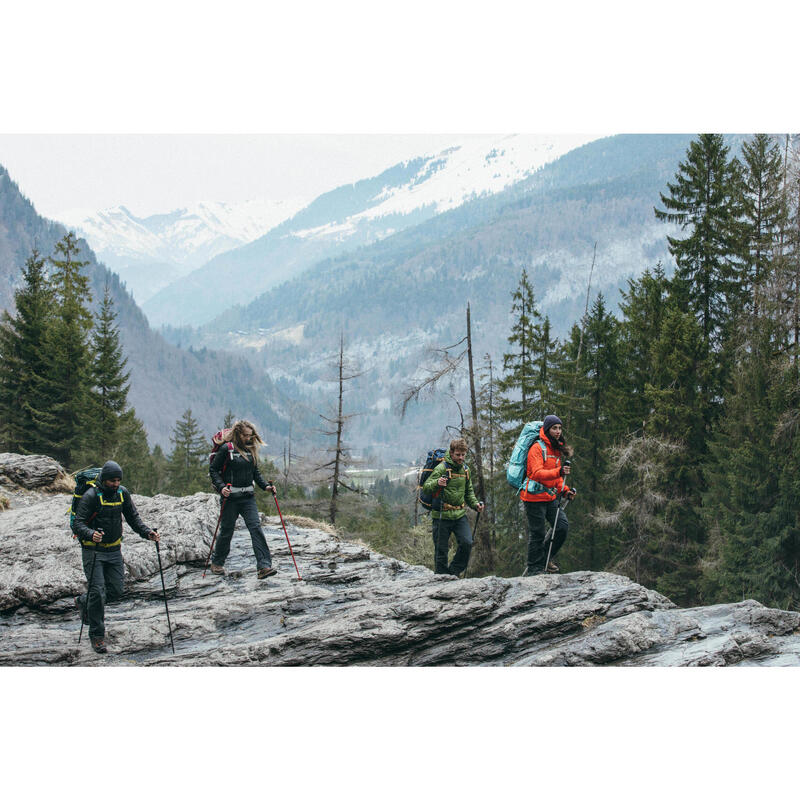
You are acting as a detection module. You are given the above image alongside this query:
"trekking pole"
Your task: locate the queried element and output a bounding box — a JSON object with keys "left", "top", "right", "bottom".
{"left": 78, "top": 540, "right": 100, "bottom": 645}
{"left": 203, "top": 483, "right": 230, "bottom": 578}
{"left": 271, "top": 488, "right": 302, "bottom": 581}
{"left": 544, "top": 491, "right": 574, "bottom": 572}
{"left": 153, "top": 533, "right": 175, "bottom": 654}
{"left": 433, "top": 468, "right": 452, "bottom": 574}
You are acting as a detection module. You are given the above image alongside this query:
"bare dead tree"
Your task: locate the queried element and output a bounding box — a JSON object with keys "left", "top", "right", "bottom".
{"left": 315, "top": 331, "right": 366, "bottom": 525}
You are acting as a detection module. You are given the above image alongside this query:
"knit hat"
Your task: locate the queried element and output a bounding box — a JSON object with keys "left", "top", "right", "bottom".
{"left": 542, "top": 415, "right": 563, "bottom": 436}
{"left": 100, "top": 460, "right": 123, "bottom": 482}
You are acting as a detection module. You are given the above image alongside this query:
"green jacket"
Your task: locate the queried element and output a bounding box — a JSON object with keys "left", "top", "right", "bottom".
{"left": 422, "top": 452, "right": 480, "bottom": 520}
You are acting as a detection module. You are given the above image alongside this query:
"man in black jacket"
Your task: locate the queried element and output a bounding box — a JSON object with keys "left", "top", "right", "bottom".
{"left": 73, "top": 460, "right": 159, "bottom": 654}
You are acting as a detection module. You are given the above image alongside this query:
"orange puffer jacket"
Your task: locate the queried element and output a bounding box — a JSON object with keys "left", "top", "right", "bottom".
{"left": 519, "top": 429, "right": 569, "bottom": 502}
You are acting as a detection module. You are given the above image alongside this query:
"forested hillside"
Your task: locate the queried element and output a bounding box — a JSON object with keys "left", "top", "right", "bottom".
{"left": 0, "top": 165, "right": 305, "bottom": 450}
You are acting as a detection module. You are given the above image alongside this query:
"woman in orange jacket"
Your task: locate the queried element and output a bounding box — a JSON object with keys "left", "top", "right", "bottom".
{"left": 520, "top": 414, "right": 576, "bottom": 574}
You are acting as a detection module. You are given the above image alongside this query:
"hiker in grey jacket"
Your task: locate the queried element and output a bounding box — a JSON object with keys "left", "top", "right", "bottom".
{"left": 73, "top": 460, "right": 159, "bottom": 654}
{"left": 208, "top": 419, "right": 277, "bottom": 579}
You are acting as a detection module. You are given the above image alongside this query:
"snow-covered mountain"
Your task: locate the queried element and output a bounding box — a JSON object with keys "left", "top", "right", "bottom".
{"left": 142, "top": 134, "right": 600, "bottom": 326}
{"left": 56, "top": 197, "right": 308, "bottom": 302}
{"left": 289, "top": 134, "right": 597, "bottom": 242}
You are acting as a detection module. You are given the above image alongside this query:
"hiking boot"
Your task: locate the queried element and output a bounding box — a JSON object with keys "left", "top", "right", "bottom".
{"left": 209, "top": 563, "right": 225, "bottom": 575}
{"left": 546, "top": 561, "right": 560, "bottom": 573}
{"left": 257, "top": 566, "right": 277, "bottom": 579}
{"left": 75, "top": 596, "right": 88, "bottom": 624}
{"left": 90, "top": 636, "right": 108, "bottom": 654}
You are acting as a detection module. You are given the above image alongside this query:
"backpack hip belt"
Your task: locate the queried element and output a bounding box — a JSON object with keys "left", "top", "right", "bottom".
{"left": 82, "top": 537, "right": 122, "bottom": 548}
{"left": 228, "top": 486, "right": 254, "bottom": 495}
{"left": 442, "top": 502, "right": 465, "bottom": 511}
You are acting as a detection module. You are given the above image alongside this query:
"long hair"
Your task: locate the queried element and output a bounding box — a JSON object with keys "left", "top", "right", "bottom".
{"left": 544, "top": 425, "right": 573, "bottom": 459}
{"left": 225, "top": 419, "right": 264, "bottom": 462}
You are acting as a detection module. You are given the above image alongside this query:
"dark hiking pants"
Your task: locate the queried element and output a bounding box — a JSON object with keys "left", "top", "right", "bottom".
{"left": 432, "top": 515, "right": 473, "bottom": 576}
{"left": 212, "top": 493, "right": 273, "bottom": 570}
{"left": 78, "top": 547, "right": 124, "bottom": 638}
{"left": 524, "top": 498, "right": 568, "bottom": 574}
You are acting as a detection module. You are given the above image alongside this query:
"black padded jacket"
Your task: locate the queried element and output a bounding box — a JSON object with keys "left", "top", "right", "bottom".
{"left": 73, "top": 485, "right": 152, "bottom": 549}
{"left": 209, "top": 445, "right": 269, "bottom": 494}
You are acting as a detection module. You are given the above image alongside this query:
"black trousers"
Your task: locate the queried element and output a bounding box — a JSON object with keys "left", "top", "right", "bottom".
{"left": 524, "top": 499, "right": 568, "bottom": 574}
{"left": 432, "top": 515, "right": 473, "bottom": 575}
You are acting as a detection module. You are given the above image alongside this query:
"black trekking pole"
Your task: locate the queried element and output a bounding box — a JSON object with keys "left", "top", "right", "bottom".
{"left": 203, "top": 484, "right": 230, "bottom": 578}
{"left": 433, "top": 468, "right": 452, "bottom": 574}
{"left": 270, "top": 488, "right": 302, "bottom": 580}
{"left": 78, "top": 540, "right": 99, "bottom": 645}
{"left": 544, "top": 487, "right": 574, "bottom": 573}
{"left": 153, "top": 532, "right": 175, "bottom": 654}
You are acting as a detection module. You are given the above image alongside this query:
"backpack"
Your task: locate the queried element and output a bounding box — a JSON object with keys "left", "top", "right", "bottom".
{"left": 417, "top": 448, "right": 447, "bottom": 511}
{"left": 209, "top": 429, "right": 235, "bottom": 472}
{"left": 506, "top": 421, "right": 551, "bottom": 495}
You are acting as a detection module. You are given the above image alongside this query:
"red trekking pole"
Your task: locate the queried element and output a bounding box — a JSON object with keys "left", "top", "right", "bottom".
{"left": 269, "top": 485, "right": 302, "bottom": 581}
{"left": 203, "top": 484, "right": 230, "bottom": 578}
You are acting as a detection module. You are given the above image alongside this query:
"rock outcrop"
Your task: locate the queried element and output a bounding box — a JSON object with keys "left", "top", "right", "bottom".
{"left": 1, "top": 454, "right": 799, "bottom": 666}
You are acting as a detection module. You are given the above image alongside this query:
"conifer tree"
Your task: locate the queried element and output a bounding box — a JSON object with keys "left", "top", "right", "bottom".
{"left": 654, "top": 134, "right": 747, "bottom": 428}
{"left": 41, "top": 233, "right": 95, "bottom": 467}
{"left": 497, "top": 268, "right": 545, "bottom": 449}
{"left": 740, "top": 134, "right": 788, "bottom": 316}
{"left": 90, "top": 284, "right": 131, "bottom": 458}
{"left": 0, "top": 250, "right": 54, "bottom": 454}
{"left": 166, "top": 408, "right": 208, "bottom": 495}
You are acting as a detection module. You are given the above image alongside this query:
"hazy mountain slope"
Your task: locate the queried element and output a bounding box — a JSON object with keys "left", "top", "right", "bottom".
{"left": 57, "top": 198, "right": 307, "bottom": 303}
{"left": 0, "top": 165, "right": 308, "bottom": 450}
{"left": 176, "top": 134, "right": 695, "bottom": 462}
{"left": 142, "top": 135, "right": 596, "bottom": 327}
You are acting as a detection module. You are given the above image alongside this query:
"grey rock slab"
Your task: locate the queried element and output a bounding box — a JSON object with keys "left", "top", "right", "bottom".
{"left": 2, "top": 476, "right": 800, "bottom": 666}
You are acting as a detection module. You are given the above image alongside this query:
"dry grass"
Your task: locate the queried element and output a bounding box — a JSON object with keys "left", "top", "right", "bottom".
{"left": 278, "top": 514, "right": 339, "bottom": 536}
{"left": 0, "top": 494, "right": 10, "bottom": 511}
{"left": 44, "top": 471, "right": 75, "bottom": 494}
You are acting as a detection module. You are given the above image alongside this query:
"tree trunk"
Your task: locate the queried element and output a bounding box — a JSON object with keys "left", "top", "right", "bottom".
{"left": 466, "top": 303, "right": 492, "bottom": 569}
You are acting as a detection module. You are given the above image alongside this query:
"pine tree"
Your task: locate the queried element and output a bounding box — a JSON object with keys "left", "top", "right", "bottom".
{"left": 41, "top": 233, "right": 95, "bottom": 468}
{"left": 0, "top": 250, "right": 54, "bottom": 454}
{"left": 554, "top": 294, "right": 623, "bottom": 571}
{"left": 617, "top": 264, "right": 672, "bottom": 432}
{"left": 740, "top": 134, "right": 788, "bottom": 316}
{"left": 166, "top": 409, "right": 208, "bottom": 495}
{"left": 654, "top": 134, "right": 747, "bottom": 430}
{"left": 497, "top": 268, "right": 545, "bottom": 448}
{"left": 90, "top": 284, "right": 131, "bottom": 459}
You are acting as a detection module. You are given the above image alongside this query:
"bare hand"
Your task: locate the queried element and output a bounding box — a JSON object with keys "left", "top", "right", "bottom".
{"left": 476, "top": 502, "right": 485, "bottom": 512}
{"left": 437, "top": 476, "right": 448, "bottom": 487}
{"left": 148, "top": 529, "right": 160, "bottom": 543}
{"left": 221, "top": 485, "right": 232, "bottom": 498}
{"left": 561, "top": 464, "right": 571, "bottom": 475}
{"left": 91, "top": 530, "right": 103, "bottom": 543}
{"left": 266, "top": 482, "right": 277, "bottom": 496}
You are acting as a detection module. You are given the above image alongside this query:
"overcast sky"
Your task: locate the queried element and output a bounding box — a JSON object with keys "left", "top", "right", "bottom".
{"left": 0, "top": 134, "right": 476, "bottom": 219}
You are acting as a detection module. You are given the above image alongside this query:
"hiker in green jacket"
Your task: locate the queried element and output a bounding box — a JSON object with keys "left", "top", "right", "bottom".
{"left": 422, "top": 438, "right": 484, "bottom": 576}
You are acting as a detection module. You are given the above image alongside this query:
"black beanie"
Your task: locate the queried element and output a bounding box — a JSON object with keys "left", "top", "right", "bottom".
{"left": 542, "top": 415, "right": 562, "bottom": 436}
{"left": 100, "top": 460, "right": 123, "bottom": 482}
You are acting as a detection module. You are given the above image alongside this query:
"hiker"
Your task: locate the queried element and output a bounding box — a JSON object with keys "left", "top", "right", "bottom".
{"left": 422, "top": 438, "right": 485, "bottom": 576}
{"left": 521, "top": 414, "right": 576, "bottom": 575}
{"left": 73, "top": 460, "right": 159, "bottom": 654}
{"left": 208, "top": 419, "right": 278, "bottom": 579}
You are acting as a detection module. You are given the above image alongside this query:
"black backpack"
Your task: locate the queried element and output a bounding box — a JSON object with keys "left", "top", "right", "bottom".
{"left": 417, "top": 449, "right": 448, "bottom": 512}
{"left": 69, "top": 467, "right": 102, "bottom": 533}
